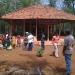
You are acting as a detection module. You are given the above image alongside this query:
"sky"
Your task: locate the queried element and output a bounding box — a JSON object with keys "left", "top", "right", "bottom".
{"left": 56, "top": 0, "right": 64, "bottom": 9}
{"left": 41, "top": 0, "right": 64, "bottom": 9}
{"left": 41, "top": 0, "right": 49, "bottom": 5}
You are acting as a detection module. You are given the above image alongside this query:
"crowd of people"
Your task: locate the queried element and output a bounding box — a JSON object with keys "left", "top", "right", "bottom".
{"left": 0, "top": 32, "right": 34, "bottom": 51}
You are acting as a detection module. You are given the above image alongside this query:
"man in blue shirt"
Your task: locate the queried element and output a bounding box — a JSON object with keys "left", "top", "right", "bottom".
{"left": 63, "top": 29, "right": 74, "bottom": 75}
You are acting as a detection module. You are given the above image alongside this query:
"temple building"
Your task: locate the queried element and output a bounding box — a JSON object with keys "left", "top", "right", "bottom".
{"left": 1, "top": 5, "right": 75, "bottom": 40}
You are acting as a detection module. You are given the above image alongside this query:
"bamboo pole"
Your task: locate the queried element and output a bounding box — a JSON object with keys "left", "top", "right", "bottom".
{"left": 10, "top": 20, "right": 12, "bottom": 35}
{"left": 48, "top": 24, "right": 49, "bottom": 41}
{"left": 59, "top": 23, "right": 62, "bottom": 35}
{"left": 23, "top": 20, "right": 25, "bottom": 35}
{"left": 36, "top": 19, "right": 37, "bottom": 41}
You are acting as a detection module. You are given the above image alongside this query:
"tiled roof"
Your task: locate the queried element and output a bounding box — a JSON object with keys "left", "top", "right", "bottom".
{"left": 1, "top": 5, "right": 75, "bottom": 20}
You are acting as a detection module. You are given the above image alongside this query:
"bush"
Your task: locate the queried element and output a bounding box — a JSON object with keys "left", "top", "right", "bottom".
{"left": 36, "top": 47, "right": 44, "bottom": 57}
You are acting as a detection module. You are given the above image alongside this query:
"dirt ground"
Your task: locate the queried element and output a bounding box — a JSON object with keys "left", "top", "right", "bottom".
{"left": 0, "top": 45, "right": 75, "bottom": 75}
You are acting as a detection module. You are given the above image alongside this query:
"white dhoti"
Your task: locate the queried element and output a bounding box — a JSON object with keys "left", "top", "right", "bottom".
{"left": 53, "top": 43, "right": 59, "bottom": 57}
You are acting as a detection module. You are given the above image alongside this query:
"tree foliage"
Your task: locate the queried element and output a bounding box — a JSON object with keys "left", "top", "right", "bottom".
{"left": 63, "top": 0, "right": 75, "bottom": 14}
{"left": 48, "top": 0, "right": 56, "bottom": 7}
{"left": 20, "top": 0, "right": 40, "bottom": 7}
{"left": 63, "top": 0, "right": 75, "bottom": 36}
{"left": 0, "top": 0, "right": 41, "bottom": 16}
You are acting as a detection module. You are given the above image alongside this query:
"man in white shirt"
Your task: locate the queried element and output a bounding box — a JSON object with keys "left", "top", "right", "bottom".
{"left": 27, "top": 33, "right": 34, "bottom": 51}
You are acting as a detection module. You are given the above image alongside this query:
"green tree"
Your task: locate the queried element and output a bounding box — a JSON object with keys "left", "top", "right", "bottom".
{"left": 0, "top": 0, "right": 41, "bottom": 16}
{"left": 19, "top": 0, "right": 41, "bottom": 7}
{"left": 0, "top": 0, "right": 18, "bottom": 15}
{"left": 63, "top": 0, "right": 75, "bottom": 36}
{"left": 63, "top": 0, "right": 75, "bottom": 14}
{"left": 48, "top": 0, "right": 56, "bottom": 7}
